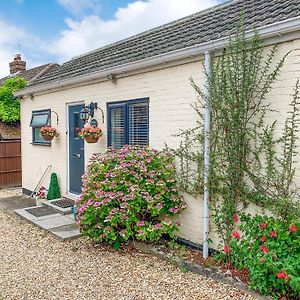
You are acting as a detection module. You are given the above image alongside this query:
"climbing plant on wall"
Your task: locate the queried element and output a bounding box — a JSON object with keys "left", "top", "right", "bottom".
{"left": 173, "top": 22, "right": 300, "bottom": 248}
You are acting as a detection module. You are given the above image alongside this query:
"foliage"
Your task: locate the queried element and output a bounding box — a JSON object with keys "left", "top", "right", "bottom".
{"left": 173, "top": 22, "right": 300, "bottom": 248}
{"left": 248, "top": 80, "right": 300, "bottom": 220}
{"left": 47, "top": 173, "right": 61, "bottom": 200}
{"left": 226, "top": 214, "right": 300, "bottom": 299}
{"left": 76, "top": 146, "right": 186, "bottom": 250}
{"left": 35, "top": 186, "right": 47, "bottom": 200}
{"left": 79, "top": 125, "right": 103, "bottom": 138}
{"left": 0, "top": 77, "right": 27, "bottom": 123}
{"left": 40, "top": 126, "right": 59, "bottom": 137}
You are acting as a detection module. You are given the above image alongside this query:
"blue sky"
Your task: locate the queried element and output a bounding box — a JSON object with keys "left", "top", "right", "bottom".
{"left": 0, "top": 0, "right": 224, "bottom": 77}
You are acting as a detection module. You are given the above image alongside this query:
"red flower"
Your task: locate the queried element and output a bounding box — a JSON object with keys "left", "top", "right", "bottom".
{"left": 277, "top": 271, "right": 289, "bottom": 281}
{"left": 261, "top": 235, "right": 267, "bottom": 243}
{"left": 224, "top": 244, "right": 230, "bottom": 253}
{"left": 233, "top": 213, "right": 239, "bottom": 222}
{"left": 232, "top": 231, "right": 241, "bottom": 239}
{"left": 260, "top": 246, "right": 269, "bottom": 253}
{"left": 259, "top": 223, "right": 267, "bottom": 230}
{"left": 289, "top": 224, "right": 297, "bottom": 233}
{"left": 270, "top": 231, "right": 277, "bottom": 238}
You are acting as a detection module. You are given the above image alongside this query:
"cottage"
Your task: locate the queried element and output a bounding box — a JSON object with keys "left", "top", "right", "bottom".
{"left": 15, "top": 0, "right": 300, "bottom": 248}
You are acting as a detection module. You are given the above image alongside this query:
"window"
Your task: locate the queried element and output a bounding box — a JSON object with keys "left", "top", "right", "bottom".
{"left": 30, "top": 109, "right": 51, "bottom": 144}
{"left": 108, "top": 98, "right": 149, "bottom": 149}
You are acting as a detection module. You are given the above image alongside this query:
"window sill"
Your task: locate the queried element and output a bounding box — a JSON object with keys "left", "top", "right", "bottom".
{"left": 31, "top": 142, "right": 51, "bottom": 146}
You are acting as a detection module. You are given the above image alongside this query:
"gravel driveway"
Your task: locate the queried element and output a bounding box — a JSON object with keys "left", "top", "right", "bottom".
{"left": 0, "top": 210, "right": 256, "bottom": 300}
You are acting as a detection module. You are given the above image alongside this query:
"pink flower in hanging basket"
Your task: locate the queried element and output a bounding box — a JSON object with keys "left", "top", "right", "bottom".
{"left": 79, "top": 125, "right": 103, "bottom": 138}
{"left": 40, "top": 126, "right": 59, "bottom": 137}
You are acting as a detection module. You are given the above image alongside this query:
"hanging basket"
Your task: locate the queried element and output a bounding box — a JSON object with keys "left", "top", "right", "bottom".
{"left": 84, "top": 135, "right": 99, "bottom": 143}
{"left": 41, "top": 133, "right": 54, "bottom": 141}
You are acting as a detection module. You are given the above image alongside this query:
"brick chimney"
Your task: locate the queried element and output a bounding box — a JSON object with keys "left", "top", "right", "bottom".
{"left": 9, "top": 54, "right": 26, "bottom": 74}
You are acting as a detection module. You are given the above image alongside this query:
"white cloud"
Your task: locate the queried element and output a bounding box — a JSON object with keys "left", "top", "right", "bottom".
{"left": 57, "top": 0, "right": 101, "bottom": 15}
{"left": 0, "top": 17, "right": 46, "bottom": 78}
{"left": 51, "top": 0, "right": 220, "bottom": 61}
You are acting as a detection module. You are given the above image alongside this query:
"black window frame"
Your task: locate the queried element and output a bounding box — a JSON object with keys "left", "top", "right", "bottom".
{"left": 107, "top": 98, "right": 149, "bottom": 149}
{"left": 30, "top": 109, "right": 51, "bottom": 145}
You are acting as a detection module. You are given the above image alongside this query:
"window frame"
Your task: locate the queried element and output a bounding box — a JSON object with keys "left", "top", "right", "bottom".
{"left": 30, "top": 109, "right": 51, "bottom": 145}
{"left": 107, "top": 98, "right": 149, "bottom": 149}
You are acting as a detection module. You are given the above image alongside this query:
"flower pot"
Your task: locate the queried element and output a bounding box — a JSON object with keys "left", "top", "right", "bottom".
{"left": 41, "top": 133, "right": 54, "bottom": 141}
{"left": 84, "top": 135, "right": 99, "bottom": 143}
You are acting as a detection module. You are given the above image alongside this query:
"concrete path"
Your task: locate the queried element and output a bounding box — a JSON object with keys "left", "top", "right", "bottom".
{"left": 0, "top": 195, "right": 35, "bottom": 214}
{"left": 0, "top": 192, "right": 80, "bottom": 240}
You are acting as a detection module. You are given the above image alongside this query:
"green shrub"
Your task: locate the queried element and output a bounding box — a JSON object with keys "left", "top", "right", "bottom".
{"left": 47, "top": 173, "right": 61, "bottom": 200}
{"left": 225, "top": 213, "right": 300, "bottom": 299}
{"left": 0, "top": 77, "right": 27, "bottom": 123}
{"left": 76, "top": 146, "right": 186, "bottom": 250}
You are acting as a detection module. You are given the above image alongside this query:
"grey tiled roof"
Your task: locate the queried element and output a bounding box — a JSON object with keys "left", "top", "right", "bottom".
{"left": 0, "top": 64, "right": 58, "bottom": 86}
{"left": 30, "top": 0, "right": 300, "bottom": 88}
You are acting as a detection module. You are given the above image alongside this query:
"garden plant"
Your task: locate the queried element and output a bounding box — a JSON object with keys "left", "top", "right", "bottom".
{"left": 77, "top": 146, "right": 186, "bottom": 250}
{"left": 47, "top": 172, "right": 61, "bottom": 200}
{"left": 40, "top": 126, "right": 59, "bottom": 141}
{"left": 0, "top": 77, "right": 26, "bottom": 123}
{"left": 173, "top": 20, "right": 300, "bottom": 299}
{"left": 79, "top": 124, "right": 102, "bottom": 143}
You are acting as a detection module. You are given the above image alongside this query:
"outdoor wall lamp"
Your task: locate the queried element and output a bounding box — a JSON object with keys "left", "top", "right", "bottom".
{"left": 80, "top": 102, "right": 105, "bottom": 124}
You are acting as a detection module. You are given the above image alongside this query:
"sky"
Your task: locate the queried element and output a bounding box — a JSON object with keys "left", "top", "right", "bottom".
{"left": 0, "top": 0, "right": 225, "bottom": 77}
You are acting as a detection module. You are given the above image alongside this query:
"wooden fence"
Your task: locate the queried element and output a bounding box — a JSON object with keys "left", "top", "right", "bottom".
{"left": 0, "top": 140, "right": 21, "bottom": 188}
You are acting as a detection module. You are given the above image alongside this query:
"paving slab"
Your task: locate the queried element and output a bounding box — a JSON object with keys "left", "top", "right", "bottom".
{"left": 34, "top": 215, "right": 75, "bottom": 230}
{"left": 15, "top": 206, "right": 80, "bottom": 240}
{"left": 49, "top": 223, "right": 81, "bottom": 240}
{"left": 15, "top": 207, "right": 61, "bottom": 223}
{"left": 26, "top": 206, "right": 58, "bottom": 217}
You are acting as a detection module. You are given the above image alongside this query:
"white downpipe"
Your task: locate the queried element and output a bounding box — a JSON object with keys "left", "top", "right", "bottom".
{"left": 203, "top": 51, "right": 211, "bottom": 259}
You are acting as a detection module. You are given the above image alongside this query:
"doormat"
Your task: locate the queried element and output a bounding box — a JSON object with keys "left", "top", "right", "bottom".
{"left": 26, "top": 206, "right": 57, "bottom": 217}
{"left": 51, "top": 198, "right": 75, "bottom": 209}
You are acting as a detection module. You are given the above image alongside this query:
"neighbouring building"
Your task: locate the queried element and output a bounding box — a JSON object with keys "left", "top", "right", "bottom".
{"left": 15, "top": 0, "right": 300, "bottom": 248}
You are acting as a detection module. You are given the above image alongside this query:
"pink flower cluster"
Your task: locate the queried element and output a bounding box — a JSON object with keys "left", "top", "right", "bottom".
{"left": 36, "top": 186, "right": 47, "bottom": 199}
{"left": 40, "top": 126, "right": 59, "bottom": 137}
{"left": 80, "top": 125, "right": 103, "bottom": 138}
{"left": 76, "top": 145, "right": 186, "bottom": 246}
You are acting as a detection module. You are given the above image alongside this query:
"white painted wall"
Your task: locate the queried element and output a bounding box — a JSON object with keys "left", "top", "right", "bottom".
{"left": 21, "top": 38, "right": 300, "bottom": 248}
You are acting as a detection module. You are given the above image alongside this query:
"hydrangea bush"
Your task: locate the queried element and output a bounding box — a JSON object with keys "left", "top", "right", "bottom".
{"left": 76, "top": 146, "right": 186, "bottom": 250}
{"left": 224, "top": 213, "right": 300, "bottom": 299}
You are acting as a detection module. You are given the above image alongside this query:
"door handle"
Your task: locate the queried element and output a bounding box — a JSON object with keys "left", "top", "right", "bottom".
{"left": 73, "top": 153, "right": 81, "bottom": 159}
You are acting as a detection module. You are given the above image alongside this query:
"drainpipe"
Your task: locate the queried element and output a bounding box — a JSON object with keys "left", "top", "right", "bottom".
{"left": 203, "top": 51, "right": 211, "bottom": 259}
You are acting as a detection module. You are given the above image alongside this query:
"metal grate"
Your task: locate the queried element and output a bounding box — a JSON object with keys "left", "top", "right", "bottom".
{"left": 51, "top": 198, "right": 75, "bottom": 209}
{"left": 26, "top": 206, "right": 57, "bottom": 217}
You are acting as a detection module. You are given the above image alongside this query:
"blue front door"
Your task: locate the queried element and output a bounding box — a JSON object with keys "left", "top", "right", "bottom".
{"left": 68, "top": 104, "right": 85, "bottom": 194}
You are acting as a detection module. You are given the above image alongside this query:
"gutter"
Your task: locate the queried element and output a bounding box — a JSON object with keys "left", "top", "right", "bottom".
{"left": 14, "top": 16, "right": 300, "bottom": 98}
